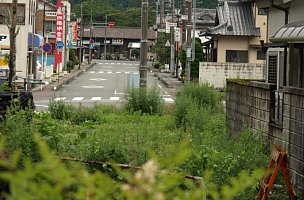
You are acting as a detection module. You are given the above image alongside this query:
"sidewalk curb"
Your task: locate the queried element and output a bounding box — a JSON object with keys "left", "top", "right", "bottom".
{"left": 154, "top": 73, "right": 182, "bottom": 89}
{"left": 32, "top": 62, "right": 96, "bottom": 92}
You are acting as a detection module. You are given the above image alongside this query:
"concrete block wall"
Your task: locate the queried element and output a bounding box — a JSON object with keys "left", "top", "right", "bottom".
{"left": 199, "top": 62, "right": 265, "bottom": 88}
{"left": 283, "top": 87, "right": 304, "bottom": 190}
{"left": 227, "top": 80, "right": 304, "bottom": 192}
{"left": 226, "top": 80, "right": 252, "bottom": 134}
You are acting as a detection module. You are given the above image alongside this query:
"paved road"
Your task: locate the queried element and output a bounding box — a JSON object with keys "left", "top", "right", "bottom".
{"left": 34, "top": 60, "right": 175, "bottom": 111}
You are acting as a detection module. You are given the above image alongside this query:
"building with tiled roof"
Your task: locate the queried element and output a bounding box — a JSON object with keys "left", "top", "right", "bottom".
{"left": 82, "top": 26, "right": 156, "bottom": 59}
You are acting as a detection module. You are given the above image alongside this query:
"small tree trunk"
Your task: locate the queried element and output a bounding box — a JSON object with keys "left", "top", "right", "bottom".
{"left": 7, "top": 0, "right": 19, "bottom": 91}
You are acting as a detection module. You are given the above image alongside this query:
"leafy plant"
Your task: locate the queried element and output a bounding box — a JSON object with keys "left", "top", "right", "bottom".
{"left": 123, "top": 85, "right": 164, "bottom": 115}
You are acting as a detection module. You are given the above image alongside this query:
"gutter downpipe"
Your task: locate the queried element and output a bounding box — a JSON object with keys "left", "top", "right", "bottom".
{"left": 271, "top": 0, "right": 289, "bottom": 86}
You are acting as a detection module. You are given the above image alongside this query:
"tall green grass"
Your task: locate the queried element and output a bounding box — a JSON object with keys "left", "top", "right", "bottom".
{"left": 123, "top": 85, "right": 164, "bottom": 115}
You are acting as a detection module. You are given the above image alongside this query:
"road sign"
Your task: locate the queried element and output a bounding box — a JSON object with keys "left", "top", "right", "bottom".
{"left": 56, "top": 41, "right": 64, "bottom": 49}
{"left": 108, "top": 22, "right": 115, "bottom": 28}
{"left": 42, "top": 42, "right": 52, "bottom": 53}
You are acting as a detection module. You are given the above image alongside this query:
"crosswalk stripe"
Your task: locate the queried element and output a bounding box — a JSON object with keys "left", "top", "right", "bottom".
{"left": 91, "top": 97, "right": 102, "bottom": 101}
{"left": 110, "top": 97, "right": 120, "bottom": 101}
{"left": 72, "top": 97, "right": 84, "bottom": 101}
{"left": 54, "top": 97, "right": 66, "bottom": 101}
{"left": 98, "top": 71, "right": 104, "bottom": 73}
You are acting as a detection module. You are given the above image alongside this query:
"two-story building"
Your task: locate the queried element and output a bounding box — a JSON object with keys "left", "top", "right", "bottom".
{"left": 199, "top": 0, "right": 267, "bottom": 88}
{"left": 0, "top": 0, "right": 37, "bottom": 79}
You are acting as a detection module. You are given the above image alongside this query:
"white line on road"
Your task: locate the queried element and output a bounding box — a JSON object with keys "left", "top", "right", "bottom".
{"left": 107, "top": 71, "right": 113, "bottom": 74}
{"left": 110, "top": 97, "right": 120, "bottom": 101}
{"left": 72, "top": 97, "right": 84, "bottom": 101}
{"left": 89, "top": 71, "right": 95, "bottom": 73}
{"left": 116, "top": 71, "right": 122, "bottom": 74}
{"left": 54, "top": 97, "right": 66, "bottom": 101}
{"left": 98, "top": 71, "right": 104, "bottom": 73}
{"left": 35, "top": 104, "right": 49, "bottom": 108}
{"left": 91, "top": 97, "right": 102, "bottom": 101}
{"left": 82, "top": 85, "right": 104, "bottom": 89}
{"left": 90, "top": 78, "right": 107, "bottom": 81}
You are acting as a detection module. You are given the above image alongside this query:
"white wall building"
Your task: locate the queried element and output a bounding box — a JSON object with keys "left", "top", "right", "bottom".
{"left": 0, "top": 0, "right": 37, "bottom": 79}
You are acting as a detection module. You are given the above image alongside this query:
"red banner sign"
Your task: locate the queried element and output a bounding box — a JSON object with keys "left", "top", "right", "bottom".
{"left": 54, "top": 0, "right": 64, "bottom": 72}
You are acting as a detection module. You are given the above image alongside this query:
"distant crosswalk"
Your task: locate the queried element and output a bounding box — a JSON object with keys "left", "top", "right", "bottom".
{"left": 98, "top": 62, "right": 139, "bottom": 66}
{"left": 53, "top": 95, "right": 175, "bottom": 103}
{"left": 89, "top": 71, "right": 139, "bottom": 74}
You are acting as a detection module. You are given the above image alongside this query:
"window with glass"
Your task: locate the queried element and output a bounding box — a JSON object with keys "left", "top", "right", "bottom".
{"left": 257, "top": 50, "right": 266, "bottom": 60}
{"left": 226, "top": 50, "right": 248, "bottom": 63}
{"left": 0, "top": 3, "right": 25, "bottom": 25}
{"left": 258, "top": 8, "right": 268, "bottom": 15}
{"left": 44, "top": 21, "right": 56, "bottom": 33}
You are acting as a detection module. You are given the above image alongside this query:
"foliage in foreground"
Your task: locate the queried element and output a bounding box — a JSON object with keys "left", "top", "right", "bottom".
{"left": 0, "top": 83, "right": 279, "bottom": 198}
{"left": 0, "top": 136, "right": 265, "bottom": 199}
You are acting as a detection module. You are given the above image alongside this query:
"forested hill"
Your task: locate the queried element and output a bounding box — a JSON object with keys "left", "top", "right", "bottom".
{"left": 49, "top": 0, "right": 218, "bottom": 27}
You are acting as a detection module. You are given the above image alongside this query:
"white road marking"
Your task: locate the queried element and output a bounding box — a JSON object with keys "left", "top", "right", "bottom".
{"left": 90, "top": 78, "right": 107, "bottom": 81}
{"left": 89, "top": 71, "right": 95, "bottom": 73}
{"left": 133, "top": 72, "right": 139, "bottom": 75}
{"left": 35, "top": 104, "right": 49, "bottom": 108}
{"left": 107, "top": 71, "right": 113, "bottom": 74}
{"left": 110, "top": 97, "right": 120, "bottom": 101}
{"left": 72, "top": 97, "right": 84, "bottom": 101}
{"left": 54, "top": 97, "right": 66, "bottom": 101}
{"left": 116, "top": 71, "right": 122, "bottom": 74}
{"left": 91, "top": 97, "right": 102, "bottom": 101}
{"left": 125, "top": 71, "right": 130, "bottom": 74}
{"left": 163, "top": 98, "right": 175, "bottom": 103}
{"left": 98, "top": 71, "right": 104, "bottom": 73}
{"left": 82, "top": 85, "right": 104, "bottom": 89}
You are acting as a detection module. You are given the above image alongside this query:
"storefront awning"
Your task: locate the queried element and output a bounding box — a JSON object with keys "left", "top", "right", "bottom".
{"left": 28, "top": 33, "right": 44, "bottom": 48}
{"left": 270, "top": 20, "right": 304, "bottom": 43}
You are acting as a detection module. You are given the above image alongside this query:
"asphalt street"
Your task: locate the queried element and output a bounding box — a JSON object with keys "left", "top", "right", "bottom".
{"left": 33, "top": 60, "right": 176, "bottom": 111}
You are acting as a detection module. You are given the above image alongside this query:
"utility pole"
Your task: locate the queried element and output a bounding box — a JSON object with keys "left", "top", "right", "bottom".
{"left": 185, "top": 0, "right": 192, "bottom": 81}
{"left": 192, "top": 0, "right": 196, "bottom": 61}
{"left": 89, "top": 12, "right": 92, "bottom": 64}
{"left": 160, "top": 0, "right": 164, "bottom": 29}
{"left": 170, "top": 0, "right": 175, "bottom": 76}
{"left": 78, "top": 3, "right": 82, "bottom": 69}
{"left": 140, "top": 0, "right": 149, "bottom": 87}
{"left": 104, "top": 14, "right": 107, "bottom": 60}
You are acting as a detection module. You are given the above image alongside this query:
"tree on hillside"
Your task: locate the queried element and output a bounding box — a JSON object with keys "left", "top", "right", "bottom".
{"left": 6, "top": 0, "right": 20, "bottom": 91}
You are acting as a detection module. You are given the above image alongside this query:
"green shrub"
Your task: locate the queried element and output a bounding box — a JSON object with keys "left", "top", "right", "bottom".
{"left": 153, "top": 61, "right": 160, "bottom": 68}
{"left": 123, "top": 86, "right": 164, "bottom": 115}
{"left": 177, "top": 83, "right": 219, "bottom": 110}
{"left": 48, "top": 99, "right": 75, "bottom": 120}
{"left": 0, "top": 100, "right": 39, "bottom": 162}
{"left": 66, "top": 60, "right": 74, "bottom": 72}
